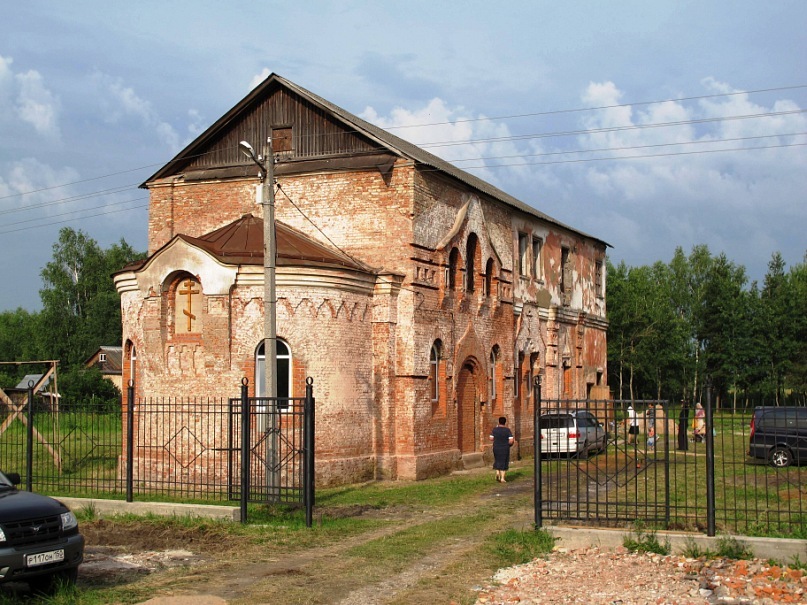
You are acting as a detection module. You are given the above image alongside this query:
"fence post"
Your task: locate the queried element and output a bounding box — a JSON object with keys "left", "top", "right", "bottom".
{"left": 304, "top": 377, "right": 315, "bottom": 528}
{"left": 663, "top": 402, "right": 671, "bottom": 529}
{"left": 126, "top": 381, "right": 134, "bottom": 502}
{"left": 26, "top": 380, "right": 34, "bottom": 492}
{"left": 533, "top": 375, "right": 542, "bottom": 529}
{"left": 240, "top": 378, "right": 250, "bottom": 524}
{"left": 705, "top": 382, "right": 716, "bottom": 536}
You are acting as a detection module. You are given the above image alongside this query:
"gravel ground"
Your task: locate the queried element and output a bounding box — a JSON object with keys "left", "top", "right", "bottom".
{"left": 474, "top": 546, "right": 807, "bottom": 605}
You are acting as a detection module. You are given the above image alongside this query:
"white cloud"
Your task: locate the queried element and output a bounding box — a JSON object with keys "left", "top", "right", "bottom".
{"left": 91, "top": 71, "right": 179, "bottom": 150}
{"left": 562, "top": 80, "right": 807, "bottom": 280}
{"left": 0, "top": 55, "right": 60, "bottom": 138}
{"left": 360, "top": 97, "right": 533, "bottom": 189}
{"left": 0, "top": 158, "right": 80, "bottom": 216}
{"left": 250, "top": 68, "right": 272, "bottom": 91}
{"left": 357, "top": 80, "right": 806, "bottom": 282}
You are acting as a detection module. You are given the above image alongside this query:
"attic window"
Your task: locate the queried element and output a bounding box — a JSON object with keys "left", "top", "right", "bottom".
{"left": 272, "top": 127, "right": 293, "bottom": 154}
{"left": 99, "top": 353, "right": 107, "bottom": 363}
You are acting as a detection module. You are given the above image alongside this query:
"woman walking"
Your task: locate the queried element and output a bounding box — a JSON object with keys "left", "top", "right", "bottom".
{"left": 489, "top": 416, "right": 515, "bottom": 482}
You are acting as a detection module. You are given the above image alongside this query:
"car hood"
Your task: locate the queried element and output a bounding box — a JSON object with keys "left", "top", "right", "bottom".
{"left": 0, "top": 488, "right": 69, "bottom": 522}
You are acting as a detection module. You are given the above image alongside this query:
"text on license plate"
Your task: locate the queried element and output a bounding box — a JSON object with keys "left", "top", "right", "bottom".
{"left": 26, "top": 549, "right": 64, "bottom": 567}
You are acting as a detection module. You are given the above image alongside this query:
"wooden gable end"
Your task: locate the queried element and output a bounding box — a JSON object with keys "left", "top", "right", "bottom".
{"left": 150, "top": 83, "right": 398, "bottom": 184}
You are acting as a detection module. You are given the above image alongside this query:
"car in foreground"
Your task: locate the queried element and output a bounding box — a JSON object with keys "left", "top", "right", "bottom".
{"left": 0, "top": 471, "right": 84, "bottom": 593}
{"left": 748, "top": 406, "right": 807, "bottom": 468}
{"left": 538, "top": 409, "right": 607, "bottom": 457}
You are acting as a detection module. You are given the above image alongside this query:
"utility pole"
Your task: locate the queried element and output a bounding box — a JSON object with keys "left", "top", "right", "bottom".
{"left": 239, "top": 137, "right": 278, "bottom": 500}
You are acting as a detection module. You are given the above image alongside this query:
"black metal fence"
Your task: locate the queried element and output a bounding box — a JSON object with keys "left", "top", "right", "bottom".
{"left": 0, "top": 378, "right": 315, "bottom": 524}
{"left": 534, "top": 393, "right": 807, "bottom": 537}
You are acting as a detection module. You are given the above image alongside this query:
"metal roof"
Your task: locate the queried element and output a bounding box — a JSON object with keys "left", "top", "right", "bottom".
{"left": 130, "top": 214, "right": 371, "bottom": 273}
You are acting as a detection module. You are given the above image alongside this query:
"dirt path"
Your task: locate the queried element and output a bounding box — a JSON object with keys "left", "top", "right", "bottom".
{"left": 80, "top": 468, "right": 536, "bottom": 604}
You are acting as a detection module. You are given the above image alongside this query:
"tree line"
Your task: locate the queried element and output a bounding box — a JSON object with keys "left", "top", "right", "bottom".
{"left": 607, "top": 245, "right": 807, "bottom": 409}
{"left": 0, "top": 228, "right": 146, "bottom": 405}
{"left": 1, "top": 229, "right": 805, "bottom": 411}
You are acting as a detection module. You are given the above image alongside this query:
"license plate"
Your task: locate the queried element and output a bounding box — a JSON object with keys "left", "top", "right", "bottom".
{"left": 26, "top": 549, "right": 64, "bottom": 567}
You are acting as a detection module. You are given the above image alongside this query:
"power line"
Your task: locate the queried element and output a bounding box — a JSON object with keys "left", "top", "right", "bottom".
{"left": 443, "top": 132, "right": 807, "bottom": 165}
{"left": 7, "top": 129, "right": 805, "bottom": 219}
{"left": 417, "top": 109, "right": 807, "bottom": 150}
{"left": 0, "top": 196, "right": 148, "bottom": 229}
{"left": 276, "top": 183, "right": 426, "bottom": 305}
{"left": 0, "top": 183, "right": 141, "bottom": 216}
{"left": 383, "top": 84, "right": 807, "bottom": 131}
{"left": 449, "top": 141, "right": 807, "bottom": 170}
{"left": 0, "top": 202, "right": 148, "bottom": 235}
{"left": 4, "top": 84, "right": 806, "bottom": 203}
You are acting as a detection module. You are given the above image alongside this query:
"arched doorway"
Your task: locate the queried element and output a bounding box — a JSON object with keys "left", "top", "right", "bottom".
{"left": 457, "top": 359, "right": 481, "bottom": 454}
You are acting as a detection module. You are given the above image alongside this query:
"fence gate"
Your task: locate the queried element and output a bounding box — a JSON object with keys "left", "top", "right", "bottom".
{"left": 228, "top": 378, "right": 315, "bottom": 523}
{"left": 536, "top": 398, "right": 675, "bottom": 529}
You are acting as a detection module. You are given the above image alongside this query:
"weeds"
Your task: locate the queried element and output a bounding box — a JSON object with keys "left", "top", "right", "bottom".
{"left": 623, "top": 522, "right": 670, "bottom": 555}
{"left": 680, "top": 535, "right": 752, "bottom": 560}
{"left": 680, "top": 536, "right": 712, "bottom": 559}
{"left": 487, "top": 528, "right": 556, "bottom": 567}
{"left": 77, "top": 502, "right": 98, "bottom": 521}
{"left": 715, "top": 536, "right": 753, "bottom": 559}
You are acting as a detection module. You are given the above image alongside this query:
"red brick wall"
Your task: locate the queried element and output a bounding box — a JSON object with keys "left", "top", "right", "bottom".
{"left": 123, "top": 158, "right": 608, "bottom": 486}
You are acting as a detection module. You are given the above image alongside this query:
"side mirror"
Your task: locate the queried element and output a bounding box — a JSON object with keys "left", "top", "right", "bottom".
{"left": 5, "top": 472, "right": 21, "bottom": 485}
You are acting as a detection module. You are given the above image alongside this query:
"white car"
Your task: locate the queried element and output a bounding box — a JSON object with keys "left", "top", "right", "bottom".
{"left": 539, "top": 410, "right": 607, "bottom": 457}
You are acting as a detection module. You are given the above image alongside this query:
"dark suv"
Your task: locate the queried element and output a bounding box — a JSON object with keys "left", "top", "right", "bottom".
{"left": 0, "top": 471, "right": 84, "bottom": 592}
{"left": 748, "top": 407, "right": 807, "bottom": 468}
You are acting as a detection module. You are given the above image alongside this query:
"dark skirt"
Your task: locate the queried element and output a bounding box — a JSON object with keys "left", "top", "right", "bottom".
{"left": 493, "top": 445, "right": 511, "bottom": 470}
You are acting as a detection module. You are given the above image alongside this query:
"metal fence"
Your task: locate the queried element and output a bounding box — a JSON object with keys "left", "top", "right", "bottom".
{"left": 534, "top": 395, "right": 807, "bottom": 537}
{"left": 0, "top": 379, "right": 315, "bottom": 524}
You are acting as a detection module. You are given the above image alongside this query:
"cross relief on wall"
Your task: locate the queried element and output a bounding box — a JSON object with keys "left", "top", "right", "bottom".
{"left": 175, "top": 277, "right": 202, "bottom": 333}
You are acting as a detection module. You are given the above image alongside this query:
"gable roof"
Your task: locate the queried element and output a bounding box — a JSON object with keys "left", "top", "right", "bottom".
{"left": 84, "top": 346, "right": 123, "bottom": 373}
{"left": 145, "top": 74, "right": 607, "bottom": 247}
{"left": 15, "top": 374, "right": 54, "bottom": 393}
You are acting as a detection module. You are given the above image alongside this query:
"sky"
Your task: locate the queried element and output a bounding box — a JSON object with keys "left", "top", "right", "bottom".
{"left": 1, "top": 1, "right": 806, "bottom": 311}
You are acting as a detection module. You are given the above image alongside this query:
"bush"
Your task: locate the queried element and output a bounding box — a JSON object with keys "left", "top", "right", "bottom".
{"left": 59, "top": 366, "right": 121, "bottom": 412}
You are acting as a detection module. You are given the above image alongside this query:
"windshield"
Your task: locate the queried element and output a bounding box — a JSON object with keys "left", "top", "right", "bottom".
{"left": 540, "top": 415, "right": 573, "bottom": 430}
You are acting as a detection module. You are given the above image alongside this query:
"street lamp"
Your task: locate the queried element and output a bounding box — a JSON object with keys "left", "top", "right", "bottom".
{"left": 239, "top": 138, "right": 279, "bottom": 500}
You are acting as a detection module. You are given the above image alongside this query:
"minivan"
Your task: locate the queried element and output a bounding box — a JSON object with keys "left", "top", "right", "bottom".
{"left": 538, "top": 410, "right": 607, "bottom": 457}
{"left": 748, "top": 406, "right": 807, "bottom": 467}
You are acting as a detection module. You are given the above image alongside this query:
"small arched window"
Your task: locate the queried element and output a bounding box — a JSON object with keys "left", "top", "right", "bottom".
{"left": 255, "top": 339, "right": 292, "bottom": 406}
{"left": 484, "top": 258, "right": 494, "bottom": 297}
{"left": 489, "top": 346, "right": 500, "bottom": 402}
{"left": 448, "top": 247, "right": 460, "bottom": 290}
{"left": 430, "top": 340, "right": 442, "bottom": 402}
{"left": 465, "top": 233, "right": 478, "bottom": 292}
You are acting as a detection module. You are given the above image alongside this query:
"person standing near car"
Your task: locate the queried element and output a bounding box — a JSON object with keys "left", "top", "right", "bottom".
{"left": 693, "top": 402, "right": 706, "bottom": 443}
{"left": 489, "top": 416, "right": 514, "bottom": 483}
{"left": 627, "top": 405, "right": 639, "bottom": 444}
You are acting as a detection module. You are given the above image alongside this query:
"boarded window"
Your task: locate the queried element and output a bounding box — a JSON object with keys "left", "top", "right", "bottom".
{"left": 532, "top": 237, "right": 543, "bottom": 279}
{"left": 518, "top": 233, "right": 529, "bottom": 276}
{"left": 272, "top": 127, "right": 293, "bottom": 153}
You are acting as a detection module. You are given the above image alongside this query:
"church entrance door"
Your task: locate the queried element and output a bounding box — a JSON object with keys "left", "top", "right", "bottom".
{"left": 457, "top": 361, "right": 480, "bottom": 454}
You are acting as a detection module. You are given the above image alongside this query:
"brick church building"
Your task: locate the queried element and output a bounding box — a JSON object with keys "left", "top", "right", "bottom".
{"left": 114, "top": 74, "right": 609, "bottom": 487}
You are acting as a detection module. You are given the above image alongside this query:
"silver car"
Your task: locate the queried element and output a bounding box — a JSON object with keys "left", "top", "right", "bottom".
{"left": 539, "top": 410, "right": 607, "bottom": 457}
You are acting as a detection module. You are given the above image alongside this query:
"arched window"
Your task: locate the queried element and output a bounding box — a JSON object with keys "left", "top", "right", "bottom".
{"left": 255, "top": 339, "right": 292, "bottom": 405}
{"left": 489, "top": 346, "right": 500, "bottom": 402}
{"left": 484, "top": 258, "right": 494, "bottom": 297}
{"left": 465, "top": 233, "right": 478, "bottom": 292}
{"left": 430, "top": 340, "right": 442, "bottom": 402}
{"left": 514, "top": 351, "right": 523, "bottom": 401}
{"left": 448, "top": 247, "right": 460, "bottom": 290}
